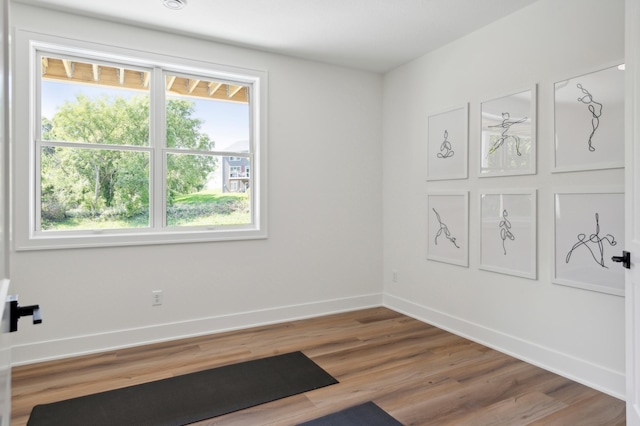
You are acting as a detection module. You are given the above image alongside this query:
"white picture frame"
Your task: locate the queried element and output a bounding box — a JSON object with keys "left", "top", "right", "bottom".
{"left": 480, "top": 86, "right": 537, "bottom": 177}
{"left": 427, "top": 192, "right": 469, "bottom": 267}
{"left": 479, "top": 189, "right": 537, "bottom": 279}
{"left": 553, "top": 63, "right": 625, "bottom": 173}
{"left": 553, "top": 189, "right": 624, "bottom": 296}
{"left": 427, "top": 104, "right": 469, "bottom": 181}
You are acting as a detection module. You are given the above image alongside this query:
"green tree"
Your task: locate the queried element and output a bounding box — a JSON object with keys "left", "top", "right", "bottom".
{"left": 41, "top": 94, "right": 217, "bottom": 224}
{"left": 165, "top": 98, "right": 218, "bottom": 205}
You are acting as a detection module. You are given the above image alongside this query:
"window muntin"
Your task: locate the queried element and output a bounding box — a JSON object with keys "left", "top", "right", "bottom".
{"left": 17, "top": 32, "right": 266, "bottom": 249}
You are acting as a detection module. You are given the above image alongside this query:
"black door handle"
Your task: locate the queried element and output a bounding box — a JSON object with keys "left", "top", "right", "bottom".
{"left": 611, "top": 251, "right": 631, "bottom": 269}
{"left": 7, "top": 296, "right": 43, "bottom": 332}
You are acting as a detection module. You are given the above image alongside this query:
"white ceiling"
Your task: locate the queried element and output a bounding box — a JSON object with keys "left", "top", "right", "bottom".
{"left": 12, "top": 0, "right": 540, "bottom": 73}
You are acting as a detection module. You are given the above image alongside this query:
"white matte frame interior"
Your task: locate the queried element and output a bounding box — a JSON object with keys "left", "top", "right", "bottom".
{"left": 426, "top": 191, "right": 469, "bottom": 267}
{"left": 553, "top": 62, "right": 625, "bottom": 173}
{"left": 426, "top": 103, "right": 468, "bottom": 181}
{"left": 552, "top": 188, "right": 625, "bottom": 296}
{"left": 479, "top": 189, "right": 537, "bottom": 279}
{"left": 479, "top": 86, "right": 537, "bottom": 178}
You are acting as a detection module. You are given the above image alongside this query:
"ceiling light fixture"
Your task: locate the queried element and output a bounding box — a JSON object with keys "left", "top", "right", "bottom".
{"left": 163, "top": 0, "right": 187, "bottom": 10}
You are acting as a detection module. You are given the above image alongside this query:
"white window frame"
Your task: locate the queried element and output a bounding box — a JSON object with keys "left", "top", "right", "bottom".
{"left": 13, "top": 30, "right": 268, "bottom": 250}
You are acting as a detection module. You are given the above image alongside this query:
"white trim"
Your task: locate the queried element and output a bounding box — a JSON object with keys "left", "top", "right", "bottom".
{"left": 11, "top": 291, "right": 627, "bottom": 401}
{"left": 383, "top": 293, "right": 626, "bottom": 400}
{"left": 11, "top": 293, "right": 383, "bottom": 366}
{"left": 625, "top": 0, "right": 640, "bottom": 423}
{"left": 13, "top": 28, "right": 268, "bottom": 250}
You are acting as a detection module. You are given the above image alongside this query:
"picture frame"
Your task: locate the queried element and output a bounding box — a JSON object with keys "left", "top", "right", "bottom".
{"left": 480, "top": 86, "right": 536, "bottom": 177}
{"left": 553, "top": 189, "right": 624, "bottom": 296}
{"left": 479, "top": 189, "right": 537, "bottom": 279}
{"left": 427, "top": 104, "right": 469, "bottom": 181}
{"left": 427, "top": 192, "right": 469, "bottom": 267}
{"left": 553, "top": 63, "right": 625, "bottom": 173}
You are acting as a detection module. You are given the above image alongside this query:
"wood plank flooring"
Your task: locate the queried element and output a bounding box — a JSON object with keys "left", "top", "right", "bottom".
{"left": 11, "top": 307, "right": 626, "bottom": 425}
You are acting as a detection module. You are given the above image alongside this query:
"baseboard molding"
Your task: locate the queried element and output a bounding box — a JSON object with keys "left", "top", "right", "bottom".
{"left": 383, "top": 294, "right": 626, "bottom": 400}
{"left": 13, "top": 291, "right": 626, "bottom": 401}
{"left": 12, "top": 293, "right": 383, "bottom": 366}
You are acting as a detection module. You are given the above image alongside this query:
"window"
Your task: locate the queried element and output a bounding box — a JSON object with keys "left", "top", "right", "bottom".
{"left": 15, "top": 31, "right": 267, "bottom": 249}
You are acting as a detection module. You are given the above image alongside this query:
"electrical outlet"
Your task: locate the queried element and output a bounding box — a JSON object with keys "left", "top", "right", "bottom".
{"left": 392, "top": 270, "right": 398, "bottom": 283}
{"left": 152, "top": 290, "right": 163, "bottom": 306}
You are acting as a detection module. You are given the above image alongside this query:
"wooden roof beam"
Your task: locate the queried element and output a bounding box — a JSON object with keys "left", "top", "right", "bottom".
{"left": 62, "top": 59, "right": 74, "bottom": 78}
{"left": 187, "top": 79, "right": 200, "bottom": 94}
{"left": 227, "top": 84, "right": 243, "bottom": 99}
{"left": 142, "top": 72, "right": 150, "bottom": 88}
{"left": 166, "top": 75, "right": 177, "bottom": 90}
{"left": 116, "top": 68, "right": 125, "bottom": 85}
{"left": 208, "top": 82, "right": 222, "bottom": 96}
{"left": 92, "top": 64, "right": 100, "bottom": 82}
{"left": 41, "top": 57, "right": 49, "bottom": 75}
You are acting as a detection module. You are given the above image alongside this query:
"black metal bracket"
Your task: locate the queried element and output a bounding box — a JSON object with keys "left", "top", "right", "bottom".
{"left": 611, "top": 251, "right": 631, "bottom": 270}
{"left": 8, "top": 296, "right": 42, "bottom": 333}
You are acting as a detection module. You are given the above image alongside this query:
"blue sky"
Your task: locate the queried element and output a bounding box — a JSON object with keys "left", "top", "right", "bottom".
{"left": 41, "top": 80, "right": 250, "bottom": 150}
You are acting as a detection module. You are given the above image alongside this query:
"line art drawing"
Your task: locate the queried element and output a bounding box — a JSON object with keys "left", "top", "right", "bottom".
{"left": 488, "top": 112, "right": 527, "bottom": 156}
{"left": 433, "top": 208, "right": 460, "bottom": 248}
{"left": 437, "top": 130, "right": 454, "bottom": 159}
{"left": 566, "top": 212, "right": 616, "bottom": 267}
{"left": 576, "top": 83, "right": 602, "bottom": 152}
{"left": 499, "top": 209, "right": 515, "bottom": 255}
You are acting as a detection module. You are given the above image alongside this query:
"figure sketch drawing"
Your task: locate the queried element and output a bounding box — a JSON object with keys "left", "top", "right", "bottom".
{"left": 437, "top": 130, "right": 454, "bottom": 159}
{"left": 499, "top": 209, "right": 515, "bottom": 255}
{"left": 576, "top": 83, "right": 602, "bottom": 152}
{"left": 433, "top": 208, "right": 460, "bottom": 248}
{"left": 566, "top": 212, "right": 616, "bottom": 268}
{"left": 488, "top": 112, "right": 527, "bottom": 157}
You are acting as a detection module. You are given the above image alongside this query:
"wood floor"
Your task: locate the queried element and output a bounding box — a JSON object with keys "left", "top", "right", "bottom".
{"left": 11, "top": 307, "right": 626, "bottom": 425}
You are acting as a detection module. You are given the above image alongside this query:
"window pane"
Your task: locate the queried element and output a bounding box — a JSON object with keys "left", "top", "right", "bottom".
{"left": 41, "top": 55, "right": 150, "bottom": 146}
{"left": 40, "top": 146, "right": 150, "bottom": 231}
{"left": 166, "top": 153, "right": 251, "bottom": 227}
{"left": 165, "top": 73, "right": 250, "bottom": 152}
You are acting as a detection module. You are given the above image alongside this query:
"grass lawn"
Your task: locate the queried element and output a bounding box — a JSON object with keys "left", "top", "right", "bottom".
{"left": 43, "top": 190, "right": 251, "bottom": 231}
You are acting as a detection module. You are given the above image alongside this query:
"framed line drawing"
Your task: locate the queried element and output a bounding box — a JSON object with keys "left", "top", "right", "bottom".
{"left": 427, "top": 104, "right": 468, "bottom": 181}
{"left": 553, "top": 189, "right": 624, "bottom": 296}
{"left": 554, "top": 63, "right": 625, "bottom": 172}
{"left": 479, "top": 189, "right": 537, "bottom": 279}
{"left": 427, "top": 192, "right": 469, "bottom": 267}
{"left": 480, "top": 86, "right": 536, "bottom": 177}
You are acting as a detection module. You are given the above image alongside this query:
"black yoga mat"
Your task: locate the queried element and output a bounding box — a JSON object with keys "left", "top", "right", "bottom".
{"left": 28, "top": 351, "right": 338, "bottom": 426}
{"left": 298, "top": 401, "right": 404, "bottom": 426}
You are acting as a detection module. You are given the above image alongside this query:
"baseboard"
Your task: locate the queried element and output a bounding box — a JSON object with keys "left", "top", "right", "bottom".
{"left": 13, "top": 291, "right": 626, "bottom": 401}
{"left": 383, "top": 293, "right": 626, "bottom": 400}
{"left": 11, "top": 293, "right": 383, "bottom": 366}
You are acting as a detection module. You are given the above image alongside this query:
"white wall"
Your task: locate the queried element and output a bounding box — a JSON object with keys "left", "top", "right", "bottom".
{"left": 9, "top": 0, "right": 628, "bottom": 401}
{"left": 9, "top": 4, "right": 383, "bottom": 364}
{"left": 383, "top": 0, "right": 626, "bottom": 398}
